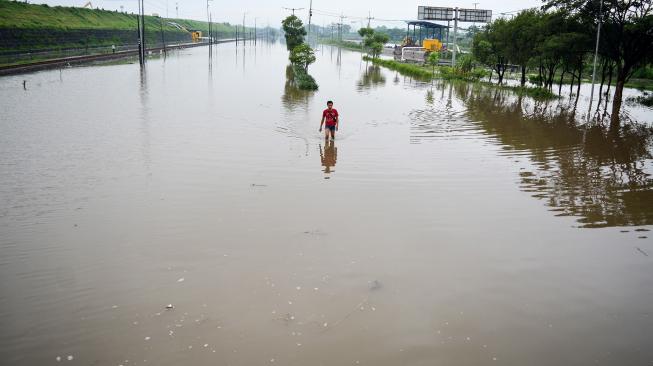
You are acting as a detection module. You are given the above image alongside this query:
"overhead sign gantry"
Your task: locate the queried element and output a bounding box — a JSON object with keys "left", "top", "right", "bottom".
{"left": 417, "top": 6, "right": 492, "bottom": 65}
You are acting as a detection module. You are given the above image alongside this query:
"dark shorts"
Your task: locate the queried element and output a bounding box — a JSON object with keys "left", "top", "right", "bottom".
{"left": 325, "top": 125, "right": 336, "bottom": 131}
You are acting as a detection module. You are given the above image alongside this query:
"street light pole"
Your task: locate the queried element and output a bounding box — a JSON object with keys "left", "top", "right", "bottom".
{"left": 587, "top": 0, "right": 603, "bottom": 121}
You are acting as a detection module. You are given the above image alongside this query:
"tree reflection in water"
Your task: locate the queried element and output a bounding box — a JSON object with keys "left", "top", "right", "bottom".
{"left": 282, "top": 65, "right": 313, "bottom": 110}
{"left": 357, "top": 63, "right": 386, "bottom": 91}
{"left": 423, "top": 81, "right": 653, "bottom": 228}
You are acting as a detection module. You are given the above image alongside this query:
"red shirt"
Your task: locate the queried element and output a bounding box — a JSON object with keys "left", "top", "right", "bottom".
{"left": 323, "top": 108, "right": 339, "bottom": 127}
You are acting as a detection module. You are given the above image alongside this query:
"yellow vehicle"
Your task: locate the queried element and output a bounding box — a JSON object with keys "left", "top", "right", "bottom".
{"left": 191, "top": 31, "right": 202, "bottom": 42}
{"left": 422, "top": 39, "right": 442, "bottom": 52}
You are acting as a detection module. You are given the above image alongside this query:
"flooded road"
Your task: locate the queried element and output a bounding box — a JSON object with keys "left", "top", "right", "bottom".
{"left": 1, "top": 42, "right": 653, "bottom": 366}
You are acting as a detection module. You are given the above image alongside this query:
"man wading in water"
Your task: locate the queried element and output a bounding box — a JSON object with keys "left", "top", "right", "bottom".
{"left": 319, "top": 100, "right": 339, "bottom": 140}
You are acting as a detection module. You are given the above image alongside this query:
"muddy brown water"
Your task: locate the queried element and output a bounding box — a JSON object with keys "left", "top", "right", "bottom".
{"left": 1, "top": 42, "right": 653, "bottom": 366}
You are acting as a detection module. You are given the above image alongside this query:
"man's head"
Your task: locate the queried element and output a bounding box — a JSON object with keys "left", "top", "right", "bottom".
{"left": 327, "top": 100, "right": 333, "bottom": 109}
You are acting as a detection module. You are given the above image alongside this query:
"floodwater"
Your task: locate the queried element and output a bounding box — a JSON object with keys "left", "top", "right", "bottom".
{"left": 1, "top": 41, "right": 653, "bottom": 366}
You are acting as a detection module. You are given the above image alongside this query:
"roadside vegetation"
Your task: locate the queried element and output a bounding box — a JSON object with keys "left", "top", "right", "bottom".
{"left": 473, "top": 1, "right": 653, "bottom": 127}
{"left": 282, "top": 15, "right": 317, "bottom": 90}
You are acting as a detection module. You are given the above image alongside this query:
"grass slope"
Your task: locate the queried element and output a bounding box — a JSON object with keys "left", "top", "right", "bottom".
{"left": 0, "top": 0, "right": 237, "bottom": 33}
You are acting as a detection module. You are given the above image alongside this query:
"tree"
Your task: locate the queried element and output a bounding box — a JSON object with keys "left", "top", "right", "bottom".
{"left": 544, "top": 0, "right": 653, "bottom": 128}
{"left": 472, "top": 18, "right": 510, "bottom": 84}
{"left": 427, "top": 51, "right": 440, "bottom": 79}
{"left": 289, "top": 43, "right": 316, "bottom": 72}
{"left": 358, "top": 27, "right": 390, "bottom": 59}
{"left": 505, "top": 9, "right": 540, "bottom": 86}
{"left": 281, "top": 15, "right": 306, "bottom": 52}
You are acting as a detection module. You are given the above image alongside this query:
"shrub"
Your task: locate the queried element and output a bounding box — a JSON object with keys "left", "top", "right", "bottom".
{"left": 292, "top": 64, "right": 318, "bottom": 90}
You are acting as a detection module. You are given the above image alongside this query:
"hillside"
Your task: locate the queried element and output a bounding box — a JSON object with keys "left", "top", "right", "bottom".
{"left": 0, "top": 0, "right": 242, "bottom": 51}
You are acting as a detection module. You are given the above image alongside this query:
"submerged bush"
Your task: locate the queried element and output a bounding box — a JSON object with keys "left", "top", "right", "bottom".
{"left": 292, "top": 64, "right": 318, "bottom": 90}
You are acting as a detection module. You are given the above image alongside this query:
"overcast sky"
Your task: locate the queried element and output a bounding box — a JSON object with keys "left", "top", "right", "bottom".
{"left": 33, "top": 0, "right": 545, "bottom": 27}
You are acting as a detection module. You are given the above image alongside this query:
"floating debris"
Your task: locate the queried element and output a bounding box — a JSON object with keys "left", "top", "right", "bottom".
{"left": 67, "top": 355, "right": 74, "bottom": 361}
{"left": 636, "top": 247, "right": 649, "bottom": 257}
{"left": 177, "top": 278, "right": 185, "bottom": 283}
{"left": 368, "top": 280, "right": 382, "bottom": 291}
{"left": 165, "top": 304, "right": 174, "bottom": 310}
{"left": 144, "top": 336, "right": 151, "bottom": 341}
{"left": 56, "top": 356, "right": 61, "bottom": 362}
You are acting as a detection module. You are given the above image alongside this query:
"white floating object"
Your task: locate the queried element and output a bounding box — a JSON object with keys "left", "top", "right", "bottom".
{"left": 177, "top": 278, "right": 185, "bottom": 282}
{"left": 165, "top": 304, "right": 174, "bottom": 309}
{"left": 144, "top": 336, "right": 151, "bottom": 341}
{"left": 67, "top": 355, "right": 74, "bottom": 361}
{"left": 204, "top": 344, "right": 208, "bottom": 348}
{"left": 56, "top": 356, "right": 61, "bottom": 362}
{"left": 270, "top": 358, "right": 275, "bottom": 363}
{"left": 296, "top": 286, "right": 301, "bottom": 290}
{"left": 323, "top": 322, "right": 328, "bottom": 327}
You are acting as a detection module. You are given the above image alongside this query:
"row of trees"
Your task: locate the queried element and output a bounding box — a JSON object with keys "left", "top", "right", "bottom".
{"left": 472, "top": 0, "right": 653, "bottom": 128}
{"left": 281, "top": 15, "right": 317, "bottom": 90}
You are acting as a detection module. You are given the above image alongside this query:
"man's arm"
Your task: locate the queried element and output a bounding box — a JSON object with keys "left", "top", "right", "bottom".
{"left": 319, "top": 115, "right": 325, "bottom": 131}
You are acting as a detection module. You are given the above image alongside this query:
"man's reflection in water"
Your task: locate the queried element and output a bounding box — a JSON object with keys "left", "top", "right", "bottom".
{"left": 320, "top": 140, "right": 338, "bottom": 175}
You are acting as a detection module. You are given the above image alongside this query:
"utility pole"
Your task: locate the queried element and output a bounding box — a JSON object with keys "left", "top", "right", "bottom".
{"left": 339, "top": 13, "right": 346, "bottom": 41}
{"left": 206, "top": 0, "right": 212, "bottom": 50}
{"left": 452, "top": 7, "right": 458, "bottom": 67}
{"left": 472, "top": 3, "right": 479, "bottom": 27}
{"left": 175, "top": 2, "right": 178, "bottom": 18}
{"left": 140, "top": 0, "right": 146, "bottom": 63}
{"left": 159, "top": 16, "right": 166, "bottom": 54}
{"left": 588, "top": 0, "right": 603, "bottom": 121}
{"left": 254, "top": 18, "right": 257, "bottom": 45}
{"left": 307, "top": 0, "right": 313, "bottom": 43}
{"left": 366, "top": 11, "right": 374, "bottom": 28}
{"left": 243, "top": 12, "right": 247, "bottom": 43}
{"left": 136, "top": 0, "right": 142, "bottom": 65}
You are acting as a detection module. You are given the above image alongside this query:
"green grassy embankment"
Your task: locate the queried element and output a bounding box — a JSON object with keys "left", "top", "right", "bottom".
{"left": 0, "top": 0, "right": 241, "bottom": 53}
